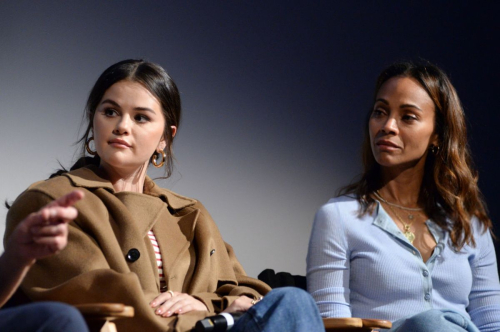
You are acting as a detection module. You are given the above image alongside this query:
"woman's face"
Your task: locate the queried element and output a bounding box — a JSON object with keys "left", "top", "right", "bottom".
{"left": 369, "top": 76, "right": 438, "bottom": 170}
{"left": 93, "top": 80, "right": 172, "bottom": 174}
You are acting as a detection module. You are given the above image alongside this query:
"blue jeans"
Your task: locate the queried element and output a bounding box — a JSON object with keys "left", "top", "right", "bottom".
{"left": 232, "top": 287, "right": 324, "bottom": 332}
{"left": 388, "top": 309, "right": 480, "bottom": 332}
{"left": 0, "top": 302, "right": 89, "bottom": 332}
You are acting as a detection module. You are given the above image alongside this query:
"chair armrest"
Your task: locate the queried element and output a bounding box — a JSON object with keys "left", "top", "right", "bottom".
{"left": 324, "top": 317, "right": 363, "bottom": 329}
{"left": 323, "top": 318, "right": 392, "bottom": 331}
{"left": 361, "top": 319, "right": 391, "bottom": 329}
{"left": 75, "top": 303, "right": 134, "bottom": 321}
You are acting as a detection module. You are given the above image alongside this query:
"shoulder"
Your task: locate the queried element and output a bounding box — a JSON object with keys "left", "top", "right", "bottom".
{"left": 5, "top": 174, "right": 79, "bottom": 239}
{"left": 144, "top": 179, "right": 199, "bottom": 212}
{"left": 469, "top": 216, "right": 495, "bottom": 251}
{"left": 311, "top": 195, "right": 364, "bottom": 239}
{"left": 145, "top": 179, "right": 217, "bottom": 225}
{"left": 315, "top": 195, "right": 361, "bottom": 223}
{"left": 14, "top": 172, "right": 78, "bottom": 203}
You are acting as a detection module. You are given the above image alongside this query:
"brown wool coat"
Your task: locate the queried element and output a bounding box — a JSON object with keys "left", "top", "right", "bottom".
{"left": 4, "top": 166, "right": 271, "bottom": 332}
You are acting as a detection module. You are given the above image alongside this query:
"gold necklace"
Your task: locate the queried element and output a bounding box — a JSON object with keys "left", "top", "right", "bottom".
{"left": 374, "top": 190, "right": 421, "bottom": 244}
{"left": 386, "top": 204, "right": 417, "bottom": 244}
{"left": 374, "top": 190, "right": 422, "bottom": 221}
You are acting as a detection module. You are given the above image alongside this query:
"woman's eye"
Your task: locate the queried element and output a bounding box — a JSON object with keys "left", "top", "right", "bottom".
{"left": 371, "top": 109, "right": 385, "bottom": 117}
{"left": 402, "top": 115, "right": 417, "bottom": 122}
{"left": 104, "top": 108, "right": 117, "bottom": 116}
{"left": 135, "top": 114, "right": 150, "bottom": 122}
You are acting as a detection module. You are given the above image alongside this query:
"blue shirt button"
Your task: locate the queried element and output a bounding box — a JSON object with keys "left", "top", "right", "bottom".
{"left": 423, "top": 270, "right": 429, "bottom": 277}
{"left": 424, "top": 293, "right": 431, "bottom": 301}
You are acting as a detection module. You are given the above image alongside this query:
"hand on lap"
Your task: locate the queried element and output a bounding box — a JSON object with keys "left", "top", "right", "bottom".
{"left": 150, "top": 291, "right": 208, "bottom": 317}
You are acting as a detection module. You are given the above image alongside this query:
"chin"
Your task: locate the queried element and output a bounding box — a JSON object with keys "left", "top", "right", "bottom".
{"left": 101, "top": 156, "right": 144, "bottom": 171}
{"left": 374, "top": 156, "right": 402, "bottom": 168}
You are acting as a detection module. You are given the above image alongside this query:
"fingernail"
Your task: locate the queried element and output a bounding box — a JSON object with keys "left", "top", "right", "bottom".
{"left": 166, "top": 311, "right": 171, "bottom": 317}
{"left": 150, "top": 301, "right": 156, "bottom": 306}
{"left": 50, "top": 209, "right": 57, "bottom": 218}
{"left": 156, "top": 309, "right": 162, "bottom": 314}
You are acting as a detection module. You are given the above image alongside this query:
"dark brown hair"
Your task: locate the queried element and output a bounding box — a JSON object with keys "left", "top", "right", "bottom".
{"left": 53, "top": 59, "right": 181, "bottom": 178}
{"left": 339, "top": 61, "right": 491, "bottom": 250}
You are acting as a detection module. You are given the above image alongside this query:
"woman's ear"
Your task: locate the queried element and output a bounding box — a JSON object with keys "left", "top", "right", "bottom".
{"left": 158, "top": 126, "right": 177, "bottom": 151}
{"left": 430, "top": 132, "right": 439, "bottom": 148}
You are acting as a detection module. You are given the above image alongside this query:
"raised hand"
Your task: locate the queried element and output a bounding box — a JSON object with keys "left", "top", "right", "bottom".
{"left": 6, "top": 190, "right": 84, "bottom": 265}
{"left": 0, "top": 190, "right": 84, "bottom": 307}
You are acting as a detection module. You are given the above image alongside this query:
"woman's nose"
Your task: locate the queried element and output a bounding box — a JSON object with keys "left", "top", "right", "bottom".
{"left": 113, "top": 115, "right": 131, "bottom": 135}
{"left": 381, "top": 117, "right": 398, "bottom": 135}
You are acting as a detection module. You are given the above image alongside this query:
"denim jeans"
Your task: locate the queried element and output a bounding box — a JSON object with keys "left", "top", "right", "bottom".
{"left": 0, "top": 301, "right": 89, "bottom": 332}
{"left": 388, "top": 309, "right": 480, "bottom": 332}
{"left": 232, "top": 287, "right": 324, "bottom": 332}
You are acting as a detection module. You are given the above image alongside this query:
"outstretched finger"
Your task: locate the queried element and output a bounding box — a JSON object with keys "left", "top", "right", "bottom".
{"left": 45, "top": 190, "right": 85, "bottom": 209}
{"left": 44, "top": 206, "right": 79, "bottom": 224}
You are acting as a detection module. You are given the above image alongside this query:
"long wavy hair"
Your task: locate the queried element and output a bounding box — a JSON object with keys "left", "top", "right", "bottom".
{"left": 339, "top": 61, "right": 491, "bottom": 250}
{"left": 52, "top": 59, "right": 181, "bottom": 178}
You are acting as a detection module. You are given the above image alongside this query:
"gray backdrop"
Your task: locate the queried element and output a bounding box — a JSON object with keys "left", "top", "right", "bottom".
{"left": 1, "top": 1, "right": 499, "bottom": 278}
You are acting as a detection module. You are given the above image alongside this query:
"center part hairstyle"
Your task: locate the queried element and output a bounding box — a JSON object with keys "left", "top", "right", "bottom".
{"left": 339, "top": 61, "right": 491, "bottom": 250}
{"left": 77, "top": 59, "right": 181, "bottom": 177}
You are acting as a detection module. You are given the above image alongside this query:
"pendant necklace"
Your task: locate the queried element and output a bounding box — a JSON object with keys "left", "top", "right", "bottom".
{"left": 387, "top": 204, "right": 418, "bottom": 244}
{"left": 374, "top": 190, "right": 422, "bottom": 244}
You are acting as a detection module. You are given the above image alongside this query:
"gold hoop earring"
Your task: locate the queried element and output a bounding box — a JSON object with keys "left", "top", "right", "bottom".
{"left": 85, "top": 137, "right": 97, "bottom": 156}
{"left": 152, "top": 150, "right": 166, "bottom": 168}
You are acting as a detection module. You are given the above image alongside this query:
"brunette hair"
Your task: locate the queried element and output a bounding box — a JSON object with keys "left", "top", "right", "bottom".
{"left": 54, "top": 59, "right": 181, "bottom": 178}
{"left": 339, "top": 61, "right": 491, "bottom": 250}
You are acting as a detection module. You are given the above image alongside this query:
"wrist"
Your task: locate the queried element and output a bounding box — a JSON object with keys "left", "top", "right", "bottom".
{"left": 3, "top": 243, "right": 36, "bottom": 269}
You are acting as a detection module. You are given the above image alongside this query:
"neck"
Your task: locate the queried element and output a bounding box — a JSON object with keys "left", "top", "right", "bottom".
{"left": 378, "top": 161, "right": 426, "bottom": 208}
{"left": 99, "top": 162, "right": 148, "bottom": 193}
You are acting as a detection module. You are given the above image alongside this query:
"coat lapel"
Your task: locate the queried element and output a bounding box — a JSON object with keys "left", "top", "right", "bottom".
{"left": 152, "top": 207, "right": 198, "bottom": 291}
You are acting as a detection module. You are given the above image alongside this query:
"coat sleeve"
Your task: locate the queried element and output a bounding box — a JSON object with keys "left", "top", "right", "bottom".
{"left": 467, "top": 221, "right": 500, "bottom": 332}
{"left": 187, "top": 202, "right": 271, "bottom": 313}
{"left": 4, "top": 188, "right": 210, "bottom": 332}
{"left": 306, "top": 201, "right": 352, "bottom": 318}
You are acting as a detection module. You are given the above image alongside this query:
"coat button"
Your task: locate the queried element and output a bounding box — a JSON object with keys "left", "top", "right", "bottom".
{"left": 126, "top": 248, "right": 140, "bottom": 262}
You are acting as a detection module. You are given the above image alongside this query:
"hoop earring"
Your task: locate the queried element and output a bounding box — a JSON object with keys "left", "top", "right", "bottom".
{"left": 85, "top": 137, "right": 97, "bottom": 156}
{"left": 152, "top": 150, "right": 166, "bottom": 168}
{"left": 430, "top": 145, "right": 440, "bottom": 155}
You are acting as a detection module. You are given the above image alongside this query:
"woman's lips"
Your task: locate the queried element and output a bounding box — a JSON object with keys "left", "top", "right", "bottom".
{"left": 376, "top": 140, "right": 400, "bottom": 151}
{"left": 108, "top": 139, "right": 131, "bottom": 148}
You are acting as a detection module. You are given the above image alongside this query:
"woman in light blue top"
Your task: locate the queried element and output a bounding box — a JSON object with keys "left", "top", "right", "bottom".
{"left": 307, "top": 62, "right": 500, "bottom": 332}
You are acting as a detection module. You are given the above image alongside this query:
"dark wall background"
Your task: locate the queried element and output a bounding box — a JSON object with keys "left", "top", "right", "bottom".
{"left": 0, "top": 1, "right": 499, "bottom": 277}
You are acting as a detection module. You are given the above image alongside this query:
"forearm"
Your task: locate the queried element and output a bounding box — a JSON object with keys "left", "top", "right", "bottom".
{"left": 0, "top": 249, "right": 34, "bottom": 307}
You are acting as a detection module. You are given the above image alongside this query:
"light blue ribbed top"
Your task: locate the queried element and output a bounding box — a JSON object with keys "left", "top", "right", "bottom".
{"left": 306, "top": 195, "right": 500, "bottom": 332}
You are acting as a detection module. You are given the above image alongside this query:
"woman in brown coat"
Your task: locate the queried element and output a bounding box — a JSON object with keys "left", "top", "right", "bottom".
{"left": 5, "top": 59, "right": 323, "bottom": 332}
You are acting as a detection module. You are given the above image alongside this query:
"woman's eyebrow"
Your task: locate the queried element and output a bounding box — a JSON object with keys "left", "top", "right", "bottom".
{"left": 100, "top": 99, "right": 156, "bottom": 113}
{"left": 375, "top": 98, "right": 422, "bottom": 112}
{"left": 375, "top": 98, "right": 389, "bottom": 105}
{"left": 399, "top": 103, "right": 423, "bottom": 112}
{"left": 100, "top": 99, "right": 120, "bottom": 107}
{"left": 134, "top": 107, "right": 156, "bottom": 114}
